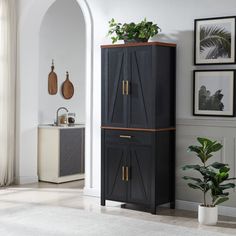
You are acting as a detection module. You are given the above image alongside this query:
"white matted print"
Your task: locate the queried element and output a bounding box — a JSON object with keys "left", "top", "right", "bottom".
{"left": 193, "top": 70, "right": 235, "bottom": 116}
{"left": 194, "top": 16, "right": 236, "bottom": 65}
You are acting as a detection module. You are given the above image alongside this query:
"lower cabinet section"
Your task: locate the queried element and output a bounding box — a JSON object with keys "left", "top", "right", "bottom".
{"left": 101, "top": 129, "right": 175, "bottom": 214}
{"left": 104, "top": 143, "right": 152, "bottom": 204}
{"left": 38, "top": 127, "right": 85, "bottom": 183}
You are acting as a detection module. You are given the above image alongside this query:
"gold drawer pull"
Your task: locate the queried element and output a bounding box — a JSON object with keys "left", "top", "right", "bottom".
{"left": 125, "top": 167, "right": 129, "bottom": 181}
{"left": 122, "top": 166, "right": 125, "bottom": 181}
{"left": 119, "top": 135, "right": 132, "bottom": 139}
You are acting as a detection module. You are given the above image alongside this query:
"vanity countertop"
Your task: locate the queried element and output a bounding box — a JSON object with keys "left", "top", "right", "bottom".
{"left": 38, "top": 124, "right": 85, "bottom": 129}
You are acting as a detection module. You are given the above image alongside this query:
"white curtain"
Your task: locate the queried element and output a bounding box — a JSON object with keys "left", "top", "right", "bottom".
{"left": 0, "top": 0, "right": 16, "bottom": 186}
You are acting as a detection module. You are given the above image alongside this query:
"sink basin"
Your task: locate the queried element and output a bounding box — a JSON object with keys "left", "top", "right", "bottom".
{"left": 44, "top": 123, "right": 72, "bottom": 127}
{"left": 46, "top": 123, "right": 57, "bottom": 126}
{"left": 39, "top": 123, "right": 85, "bottom": 128}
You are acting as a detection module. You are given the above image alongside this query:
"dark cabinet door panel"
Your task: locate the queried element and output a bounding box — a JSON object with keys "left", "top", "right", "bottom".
{"left": 127, "top": 146, "right": 152, "bottom": 204}
{"left": 102, "top": 48, "right": 127, "bottom": 127}
{"left": 59, "top": 129, "right": 84, "bottom": 177}
{"left": 105, "top": 144, "right": 127, "bottom": 201}
{"left": 128, "top": 47, "right": 155, "bottom": 128}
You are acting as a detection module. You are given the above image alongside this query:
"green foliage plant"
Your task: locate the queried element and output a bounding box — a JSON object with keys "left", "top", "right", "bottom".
{"left": 107, "top": 18, "right": 161, "bottom": 44}
{"left": 182, "top": 137, "right": 235, "bottom": 207}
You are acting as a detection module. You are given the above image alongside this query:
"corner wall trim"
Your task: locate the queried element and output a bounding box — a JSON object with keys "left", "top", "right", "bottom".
{"left": 176, "top": 200, "right": 236, "bottom": 218}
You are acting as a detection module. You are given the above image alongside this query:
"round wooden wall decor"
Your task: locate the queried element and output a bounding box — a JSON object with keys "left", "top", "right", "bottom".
{"left": 61, "top": 71, "right": 74, "bottom": 99}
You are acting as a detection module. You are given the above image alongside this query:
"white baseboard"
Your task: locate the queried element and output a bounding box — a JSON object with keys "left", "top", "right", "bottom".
{"left": 176, "top": 200, "right": 236, "bottom": 218}
{"left": 14, "top": 175, "right": 38, "bottom": 185}
{"left": 83, "top": 187, "right": 100, "bottom": 197}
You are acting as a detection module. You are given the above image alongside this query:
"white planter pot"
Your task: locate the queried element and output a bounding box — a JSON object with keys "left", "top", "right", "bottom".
{"left": 198, "top": 205, "right": 218, "bottom": 225}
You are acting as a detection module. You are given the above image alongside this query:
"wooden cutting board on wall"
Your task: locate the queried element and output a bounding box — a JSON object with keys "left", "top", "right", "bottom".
{"left": 61, "top": 71, "right": 74, "bottom": 99}
{"left": 48, "top": 60, "right": 58, "bottom": 95}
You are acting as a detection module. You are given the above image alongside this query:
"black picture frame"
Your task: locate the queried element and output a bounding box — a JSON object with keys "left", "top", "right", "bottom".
{"left": 194, "top": 16, "right": 236, "bottom": 65}
{"left": 193, "top": 70, "right": 235, "bottom": 117}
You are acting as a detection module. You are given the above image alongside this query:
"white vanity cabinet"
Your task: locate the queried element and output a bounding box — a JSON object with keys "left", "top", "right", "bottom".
{"left": 38, "top": 125, "right": 85, "bottom": 183}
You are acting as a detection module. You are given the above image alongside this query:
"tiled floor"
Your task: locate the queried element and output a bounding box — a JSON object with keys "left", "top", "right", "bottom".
{"left": 0, "top": 180, "right": 235, "bottom": 235}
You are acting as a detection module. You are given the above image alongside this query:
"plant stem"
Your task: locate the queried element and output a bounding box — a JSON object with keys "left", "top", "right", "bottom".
{"left": 203, "top": 161, "right": 206, "bottom": 206}
{"left": 204, "top": 191, "right": 206, "bottom": 206}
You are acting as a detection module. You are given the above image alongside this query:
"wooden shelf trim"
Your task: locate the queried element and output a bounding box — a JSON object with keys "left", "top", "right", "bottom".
{"left": 101, "top": 41, "right": 176, "bottom": 48}
{"left": 101, "top": 126, "right": 176, "bottom": 132}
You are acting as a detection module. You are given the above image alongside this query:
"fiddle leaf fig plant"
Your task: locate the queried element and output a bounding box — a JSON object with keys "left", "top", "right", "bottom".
{"left": 182, "top": 137, "right": 236, "bottom": 207}
{"left": 107, "top": 18, "right": 161, "bottom": 44}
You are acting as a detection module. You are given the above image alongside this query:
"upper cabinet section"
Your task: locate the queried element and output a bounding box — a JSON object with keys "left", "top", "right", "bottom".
{"left": 102, "top": 47, "right": 127, "bottom": 127}
{"left": 101, "top": 42, "right": 176, "bottom": 129}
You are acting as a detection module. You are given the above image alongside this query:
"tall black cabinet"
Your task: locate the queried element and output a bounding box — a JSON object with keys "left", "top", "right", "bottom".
{"left": 101, "top": 42, "right": 176, "bottom": 214}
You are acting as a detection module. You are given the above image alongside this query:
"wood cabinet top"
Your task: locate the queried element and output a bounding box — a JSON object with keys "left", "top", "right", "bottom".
{"left": 101, "top": 41, "right": 176, "bottom": 48}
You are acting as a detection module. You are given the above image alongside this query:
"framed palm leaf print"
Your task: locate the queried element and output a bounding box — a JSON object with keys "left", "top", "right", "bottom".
{"left": 194, "top": 16, "right": 236, "bottom": 65}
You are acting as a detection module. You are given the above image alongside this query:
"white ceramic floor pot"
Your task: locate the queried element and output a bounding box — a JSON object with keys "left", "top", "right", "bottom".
{"left": 198, "top": 205, "right": 218, "bottom": 225}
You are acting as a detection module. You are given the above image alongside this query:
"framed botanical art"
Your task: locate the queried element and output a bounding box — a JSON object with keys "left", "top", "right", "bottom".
{"left": 194, "top": 16, "right": 236, "bottom": 65}
{"left": 193, "top": 70, "right": 235, "bottom": 116}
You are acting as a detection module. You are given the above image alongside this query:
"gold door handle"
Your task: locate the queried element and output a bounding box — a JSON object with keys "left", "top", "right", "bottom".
{"left": 125, "top": 167, "right": 129, "bottom": 181}
{"left": 122, "top": 166, "right": 125, "bottom": 181}
{"left": 122, "top": 80, "right": 125, "bottom": 95}
{"left": 119, "top": 135, "right": 132, "bottom": 139}
{"left": 125, "top": 81, "right": 129, "bottom": 95}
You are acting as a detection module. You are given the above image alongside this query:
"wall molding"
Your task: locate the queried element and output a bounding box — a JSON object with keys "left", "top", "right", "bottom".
{"left": 176, "top": 200, "right": 236, "bottom": 218}
{"left": 177, "top": 118, "right": 236, "bottom": 128}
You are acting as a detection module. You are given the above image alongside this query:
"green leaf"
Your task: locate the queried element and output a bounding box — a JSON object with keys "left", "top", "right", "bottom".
{"left": 219, "top": 183, "right": 235, "bottom": 190}
{"left": 182, "top": 165, "right": 201, "bottom": 171}
{"left": 219, "top": 166, "right": 230, "bottom": 173}
{"left": 182, "top": 176, "right": 203, "bottom": 183}
{"left": 225, "top": 178, "right": 236, "bottom": 181}
{"left": 210, "top": 162, "right": 227, "bottom": 169}
{"left": 187, "top": 145, "right": 202, "bottom": 154}
{"left": 210, "top": 143, "right": 223, "bottom": 153}
{"left": 213, "top": 196, "right": 229, "bottom": 206}
{"left": 199, "top": 167, "right": 215, "bottom": 177}
{"left": 197, "top": 137, "right": 210, "bottom": 146}
{"left": 187, "top": 183, "right": 204, "bottom": 191}
{"left": 209, "top": 162, "right": 227, "bottom": 169}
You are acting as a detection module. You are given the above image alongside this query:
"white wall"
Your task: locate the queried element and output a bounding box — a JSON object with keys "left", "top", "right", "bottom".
{"left": 39, "top": 0, "right": 85, "bottom": 124}
{"left": 17, "top": 0, "right": 236, "bottom": 209}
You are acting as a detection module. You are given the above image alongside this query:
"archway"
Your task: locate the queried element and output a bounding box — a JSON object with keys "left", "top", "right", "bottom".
{"left": 16, "top": 0, "right": 93, "bottom": 191}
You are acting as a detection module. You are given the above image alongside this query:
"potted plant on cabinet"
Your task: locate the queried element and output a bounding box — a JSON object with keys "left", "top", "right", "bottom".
{"left": 182, "top": 137, "right": 236, "bottom": 225}
{"left": 107, "top": 18, "right": 161, "bottom": 44}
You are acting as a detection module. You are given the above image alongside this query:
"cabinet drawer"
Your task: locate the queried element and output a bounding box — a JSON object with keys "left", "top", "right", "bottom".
{"left": 104, "top": 129, "right": 153, "bottom": 146}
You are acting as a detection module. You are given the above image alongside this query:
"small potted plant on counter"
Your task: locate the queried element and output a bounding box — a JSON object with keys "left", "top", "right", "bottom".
{"left": 107, "top": 18, "right": 161, "bottom": 44}
{"left": 182, "top": 137, "right": 236, "bottom": 225}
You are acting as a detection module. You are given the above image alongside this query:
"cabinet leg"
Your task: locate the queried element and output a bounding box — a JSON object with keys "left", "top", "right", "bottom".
{"left": 101, "top": 198, "right": 106, "bottom": 206}
{"left": 150, "top": 206, "right": 156, "bottom": 215}
{"left": 101, "top": 198, "right": 105, "bottom": 206}
{"left": 170, "top": 201, "right": 175, "bottom": 209}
